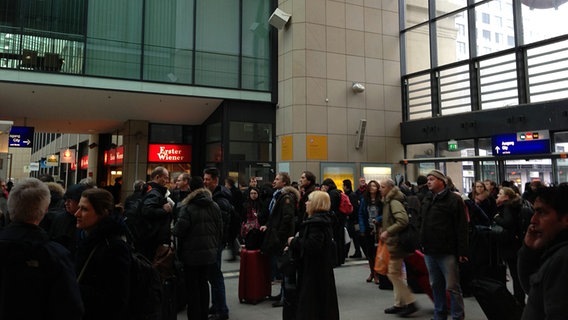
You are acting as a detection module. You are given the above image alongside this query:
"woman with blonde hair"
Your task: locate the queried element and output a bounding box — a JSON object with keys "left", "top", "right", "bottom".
{"left": 287, "top": 190, "right": 339, "bottom": 320}
{"left": 493, "top": 186, "right": 525, "bottom": 307}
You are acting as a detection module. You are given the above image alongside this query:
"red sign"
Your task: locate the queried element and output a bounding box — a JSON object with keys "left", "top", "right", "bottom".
{"left": 80, "top": 155, "right": 89, "bottom": 170}
{"left": 148, "top": 144, "right": 192, "bottom": 163}
{"left": 104, "top": 146, "right": 124, "bottom": 166}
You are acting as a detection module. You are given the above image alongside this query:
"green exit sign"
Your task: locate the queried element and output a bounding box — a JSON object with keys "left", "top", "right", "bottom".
{"left": 448, "top": 139, "right": 458, "bottom": 151}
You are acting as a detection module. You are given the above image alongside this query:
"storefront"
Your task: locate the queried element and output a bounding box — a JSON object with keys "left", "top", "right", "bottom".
{"left": 147, "top": 143, "right": 192, "bottom": 178}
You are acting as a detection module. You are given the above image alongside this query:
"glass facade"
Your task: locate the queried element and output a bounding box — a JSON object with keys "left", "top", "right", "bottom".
{"left": 401, "top": 0, "right": 568, "bottom": 119}
{"left": 0, "top": 0, "right": 272, "bottom": 91}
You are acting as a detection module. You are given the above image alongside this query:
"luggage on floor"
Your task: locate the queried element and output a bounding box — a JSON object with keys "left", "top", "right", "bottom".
{"left": 404, "top": 250, "right": 450, "bottom": 305}
{"left": 405, "top": 250, "right": 431, "bottom": 296}
{"left": 238, "top": 249, "right": 271, "bottom": 304}
{"left": 471, "top": 276, "right": 523, "bottom": 320}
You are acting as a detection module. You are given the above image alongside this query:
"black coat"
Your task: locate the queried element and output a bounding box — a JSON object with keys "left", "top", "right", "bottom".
{"left": 289, "top": 212, "right": 339, "bottom": 320}
{"left": 0, "top": 222, "right": 84, "bottom": 319}
{"left": 261, "top": 186, "right": 299, "bottom": 256}
{"left": 174, "top": 188, "right": 223, "bottom": 266}
{"left": 419, "top": 188, "right": 468, "bottom": 257}
{"left": 139, "top": 182, "right": 172, "bottom": 259}
{"left": 76, "top": 214, "right": 131, "bottom": 320}
{"left": 493, "top": 197, "right": 522, "bottom": 258}
{"left": 49, "top": 210, "right": 79, "bottom": 258}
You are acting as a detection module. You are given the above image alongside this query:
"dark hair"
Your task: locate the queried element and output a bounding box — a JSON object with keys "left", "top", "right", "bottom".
{"left": 190, "top": 176, "right": 204, "bottom": 191}
{"left": 343, "top": 179, "right": 352, "bottom": 190}
{"left": 81, "top": 188, "right": 114, "bottom": 216}
{"left": 203, "top": 167, "right": 220, "bottom": 180}
{"left": 321, "top": 178, "right": 337, "bottom": 189}
{"left": 534, "top": 185, "right": 568, "bottom": 216}
{"left": 225, "top": 176, "right": 236, "bottom": 188}
{"left": 302, "top": 171, "right": 317, "bottom": 187}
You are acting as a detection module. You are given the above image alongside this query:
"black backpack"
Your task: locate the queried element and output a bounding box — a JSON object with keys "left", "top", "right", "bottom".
{"left": 517, "top": 200, "right": 534, "bottom": 240}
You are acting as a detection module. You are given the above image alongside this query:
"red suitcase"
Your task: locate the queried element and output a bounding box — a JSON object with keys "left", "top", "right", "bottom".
{"left": 238, "top": 249, "right": 271, "bottom": 304}
{"left": 405, "top": 250, "right": 451, "bottom": 305}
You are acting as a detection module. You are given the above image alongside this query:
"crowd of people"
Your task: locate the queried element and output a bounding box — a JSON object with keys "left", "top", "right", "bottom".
{"left": 0, "top": 169, "right": 567, "bottom": 320}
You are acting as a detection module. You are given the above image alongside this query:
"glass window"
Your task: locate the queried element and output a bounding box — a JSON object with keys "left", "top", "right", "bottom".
{"left": 555, "top": 132, "right": 568, "bottom": 183}
{"left": 521, "top": 2, "right": 568, "bottom": 45}
{"left": 404, "top": 24, "right": 430, "bottom": 73}
{"left": 436, "top": 139, "right": 474, "bottom": 158}
{"left": 436, "top": 10, "right": 469, "bottom": 66}
{"left": 479, "top": 53, "right": 518, "bottom": 110}
{"left": 85, "top": 1, "right": 143, "bottom": 79}
{"left": 321, "top": 163, "right": 357, "bottom": 191}
{"left": 150, "top": 124, "right": 183, "bottom": 143}
{"left": 229, "top": 122, "right": 272, "bottom": 142}
{"left": 241, "top": 0, "right": 270, "bottom": 91}
{"left": 143, "top": 0, "right": 194, "bottom": 84}
{"left": 229, "top": 142, "right": 272, "bottom": 161}
{"left": 527, "top": 39, "right": 568, "bottom": 103}
{"left": 206, "top": 122, "right": 222, "bottom": 143}
{"left": 195, "top": 0, "right": 239, "bottom": 88}
{"left": 482, "top": 12, "right": 490, "bottom": 24}
{"left": 482, "top": 30, "right": 491, "bottom": 42}
{"left": 403, "top": 1, "right": 429, "bottom": 28}
{"left": 474, "top": 1, "right": 514, "bottom": 58}
{"left": 406, "top": 73, "right": 432, "bottom": 120}
{"left": 440, "top": 64, "right": 471, "bottom": 115}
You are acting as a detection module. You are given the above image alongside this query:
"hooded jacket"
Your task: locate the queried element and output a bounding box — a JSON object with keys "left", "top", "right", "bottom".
{"left": 174, "top": 188, "right": 223, "bottom": 266}
{"left": 381, "top": 186, "right": 410, "bottom": 258}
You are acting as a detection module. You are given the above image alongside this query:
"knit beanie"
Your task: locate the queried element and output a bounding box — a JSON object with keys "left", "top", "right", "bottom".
{"left": 427, "top": 170, "right": 447, "bottom": 185}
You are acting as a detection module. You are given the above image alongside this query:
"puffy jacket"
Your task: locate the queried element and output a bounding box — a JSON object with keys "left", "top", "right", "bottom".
{"left": 174, "top": 188, "right": 223, "bottom": 266}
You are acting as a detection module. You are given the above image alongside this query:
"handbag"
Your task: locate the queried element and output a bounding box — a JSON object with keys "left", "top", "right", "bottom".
{"left": 374, "top": 239, "right": 390, "bottom": 275}
{"left": 153, "top": 243, "right": 176, "bottom": 280}
{"left": 277, "top": 250, "right": 296, "bottom": 276}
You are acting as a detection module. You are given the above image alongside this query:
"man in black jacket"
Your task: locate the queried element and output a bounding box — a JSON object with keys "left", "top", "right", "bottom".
{"left": 0, "top": 178, "right": 84, "bottom": 319}
{"left": 139, "top": 166, "right": 173, "bottom": 260}
{"left": 420, "top": 170, "right": 468, "bottom": 320}
{"left": 517, "top": 185, "right": 568, "bottom": 319}
{"left": 204, "top": 167, "right": 233, "bottom": 320}
{"left": 260, "top": 172, "right": 299, "bottom": 307}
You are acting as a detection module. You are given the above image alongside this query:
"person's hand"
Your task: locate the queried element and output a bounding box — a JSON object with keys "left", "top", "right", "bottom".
{"left": 260, "top": 225, "right": 267, "bottom": 232}
{"left": 379, "top": 230, "right": 389, "bottom": 242}
{"left": 163, "top": 203, "right": 172, "bottom": 213}
{"left": 524, "top": 224, "right": 543, "bottom": 249}
{"left": 458, "top": 256, "right": 469, "bottom": 263}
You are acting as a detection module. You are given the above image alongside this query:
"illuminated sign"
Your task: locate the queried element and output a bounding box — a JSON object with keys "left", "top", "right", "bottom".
{"left": 104, "top": 146, "right": 124, "bottom": 166}
{"left": 148, "top": 144, "right": 192, "bottom": 163}
{"left": 9, "top": 126, "right": 34, "bottom": 148}
{"left": 492, "top": 130, "right": 551, "bottom": 156}
{"left": 80, "top": 155, "right": 89, "bottom": 169}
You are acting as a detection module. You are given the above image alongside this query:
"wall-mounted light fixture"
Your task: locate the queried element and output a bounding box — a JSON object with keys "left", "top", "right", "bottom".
{"left": 352, "top": 82, "right": 365, "bottom": 93}
{"left": 268, "top": 8, "right": 291, "bottom": 29}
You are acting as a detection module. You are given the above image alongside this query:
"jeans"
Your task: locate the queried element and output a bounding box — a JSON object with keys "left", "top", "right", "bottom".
{"left": 208, "top": 245, "right": 228, "bottom": 316}
{"left": 424, "top": 254, "right": 464, "bottom": 320}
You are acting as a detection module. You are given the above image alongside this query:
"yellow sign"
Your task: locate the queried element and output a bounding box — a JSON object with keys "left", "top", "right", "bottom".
{"left": 281, "top": 135, "right": 293, "bottom": 161}
{"left": 306, "top": 135, "right": 327, "bottom": 160}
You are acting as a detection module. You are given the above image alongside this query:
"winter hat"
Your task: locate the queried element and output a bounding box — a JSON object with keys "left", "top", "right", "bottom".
{"left": 64, "top": 184, "right": 88, "bottom": 202}
{"left": 427, "top": 170, "right": 447, "bottom": 185}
